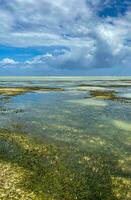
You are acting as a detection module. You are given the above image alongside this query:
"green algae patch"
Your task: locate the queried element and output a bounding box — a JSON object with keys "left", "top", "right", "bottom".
{"left": 0, "top": 161, "right": 37, "bottom": 200}
{"left": 90, "top": 90, "right": 117, "bottom": 100}
{"left": 87, "top": 90, "right": 131, "bottom": 102}
{"left": 0, "top": 129, "right": 131, "bottom": 200}
{"left": 0, "top": 88, "right": 29, "bottom": 96}
{"left": 0, "top": 87, "right": 65, "bottom": 96}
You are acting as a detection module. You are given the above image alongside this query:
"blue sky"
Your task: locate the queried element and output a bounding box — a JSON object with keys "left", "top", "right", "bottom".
{"left": 0, "top": 0, "right": 131, "bottom": 75}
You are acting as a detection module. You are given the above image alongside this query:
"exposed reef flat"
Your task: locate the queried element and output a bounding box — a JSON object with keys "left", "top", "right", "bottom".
{"left": 0, "top": 87, "right": 64, "bottom": 96}
{"left": 85, "top": 90, "right": 131, "bottom": 102}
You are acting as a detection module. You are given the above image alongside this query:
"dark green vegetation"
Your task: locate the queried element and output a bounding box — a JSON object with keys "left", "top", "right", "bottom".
{"left": 0, "top": 77, "right": 131, "bottom": 200}
{"left": 88, "top": 90, "right": 130, "bottom": 102}
{"left": 0, "top": 129, "right": 130, "bottom": 200}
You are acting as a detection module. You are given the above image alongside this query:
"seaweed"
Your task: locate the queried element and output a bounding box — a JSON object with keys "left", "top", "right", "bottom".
{"left": 0, "top": 87, "right": 65, "bottom": 97}
{"left": 86, "top": 90, "right": 131, "bottom": 102}
{"left": 89, "top": 90, "right": 118, "bottom": 100}
{"left": 0, "top": 129, "right": 130, "bottom": 200}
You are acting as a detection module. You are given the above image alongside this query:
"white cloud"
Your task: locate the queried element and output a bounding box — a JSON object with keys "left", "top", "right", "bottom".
{"left": 0, "top": 0, "right": 131, "bottom": 71}
{"left": 0, "top": 0, "right": 93, "bottom": 46}
{"left": 0, "top": 58, "right": 18, "bottom": 65}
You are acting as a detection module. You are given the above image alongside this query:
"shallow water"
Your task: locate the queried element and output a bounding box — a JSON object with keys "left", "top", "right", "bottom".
{"left": 0, "top": 76, "right": 131, "bottom": 200}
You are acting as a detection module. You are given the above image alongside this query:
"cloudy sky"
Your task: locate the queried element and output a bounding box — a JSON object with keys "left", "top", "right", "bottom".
{"left": 0, "top": 0, "right": 131, "bottom": 75}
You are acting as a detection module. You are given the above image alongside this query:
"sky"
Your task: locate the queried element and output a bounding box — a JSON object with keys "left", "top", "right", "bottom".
{"left": 0, "top": 0, "right": 131, "bottom": 76}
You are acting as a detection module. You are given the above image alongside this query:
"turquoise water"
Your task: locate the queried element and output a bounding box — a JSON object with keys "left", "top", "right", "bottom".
{"left": 0, "top": 76, "right": 131, "bottom": 199}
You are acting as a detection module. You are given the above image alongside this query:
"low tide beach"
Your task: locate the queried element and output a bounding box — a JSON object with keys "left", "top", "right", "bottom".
{"left": 0, "top": 76, "right": 131, "bottom": 200}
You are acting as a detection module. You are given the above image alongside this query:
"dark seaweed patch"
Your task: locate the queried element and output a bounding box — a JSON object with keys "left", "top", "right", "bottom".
{"left": 0, "top": 87, "right": 65, "bottom": 97}
{"left": 84, "top": 90, "right": 131, "bottom": 103}
{"left": 0, "top": 129, "right": 130, "bottom": 200}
